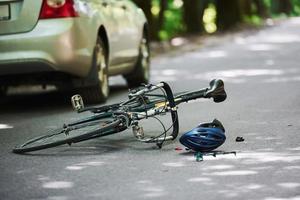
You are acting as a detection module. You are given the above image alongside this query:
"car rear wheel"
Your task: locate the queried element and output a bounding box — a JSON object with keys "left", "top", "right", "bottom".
{"left": 80, "top": 37, "right": 109, "bottom": 104}
{"left": 124, "top": 31, "right": 150, "bottom": 88}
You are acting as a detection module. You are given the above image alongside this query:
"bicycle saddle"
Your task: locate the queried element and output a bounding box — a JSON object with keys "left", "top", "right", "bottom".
{"left": 205, "top": 79, "right": 227, "bottom": 103}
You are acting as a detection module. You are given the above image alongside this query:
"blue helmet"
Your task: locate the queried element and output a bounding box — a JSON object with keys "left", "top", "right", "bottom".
{"left": 179, "top": 119, "right": 226, "bottom": 152}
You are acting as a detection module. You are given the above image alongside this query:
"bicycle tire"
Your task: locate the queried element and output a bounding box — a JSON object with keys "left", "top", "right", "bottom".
{"left": 13, "top": 118, "right": 122, "bottom": 154}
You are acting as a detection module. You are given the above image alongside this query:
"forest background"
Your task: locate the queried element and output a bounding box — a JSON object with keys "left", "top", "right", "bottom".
{"left": 131, "top": 0, "right": 300, "bottom": 41}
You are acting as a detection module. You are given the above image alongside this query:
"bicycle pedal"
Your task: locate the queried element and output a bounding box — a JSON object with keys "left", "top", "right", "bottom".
{"left": 71, "top": 94, "right": 85, "bottom": 112}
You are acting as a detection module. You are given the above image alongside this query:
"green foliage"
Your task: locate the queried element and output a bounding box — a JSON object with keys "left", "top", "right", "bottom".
{"left": 243, "top": 15, "right": 263, "bottom": 26}
{"left": 158, "top": 0, "right": 184, "bottom": 40}
{"left": 203, "top": 4, "right": 217, "bottom": 33}
{"left": 291, "top": 0, "right": 300, "bottom": 15}
{"left": 144, "top": 0, "right": 300, "bottom": 41}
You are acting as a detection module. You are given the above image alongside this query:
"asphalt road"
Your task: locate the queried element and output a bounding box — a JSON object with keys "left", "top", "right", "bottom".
{"left": 1, "top": 18, "right": 300, "bottom": 200}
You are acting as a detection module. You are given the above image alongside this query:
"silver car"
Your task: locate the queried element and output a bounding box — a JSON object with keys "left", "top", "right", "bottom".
{"left": 0, "top": 0, "right": 150, "bottom": 103}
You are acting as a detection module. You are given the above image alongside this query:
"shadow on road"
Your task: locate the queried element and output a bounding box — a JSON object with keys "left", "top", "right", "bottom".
{"left": 0, "top": 84, "right": 128, "bottom": 114}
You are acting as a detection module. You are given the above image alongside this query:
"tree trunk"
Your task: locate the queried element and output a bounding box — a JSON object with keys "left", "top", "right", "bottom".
{"left": 131, "top": 0, "right": 157, "bottom": 40}
{"left": 253, "top": 0, "right": 268, "bottom": 18}
{"left": 278, "top": 0, "right": 293, "bottom": 14}
{"left": 271, "top": 0, "right": 292, "bottom": 15}
{"left": 183, "top": 0, "right": 208, "bottom": 34}
{"left": 216, "top": 0, "right": 241, "bottom": 31}
{"left": 157, "top": 0, "right": 167, "bottom": 31}
{"left": 239, "top": 0, "right": 252, "bottom": 16}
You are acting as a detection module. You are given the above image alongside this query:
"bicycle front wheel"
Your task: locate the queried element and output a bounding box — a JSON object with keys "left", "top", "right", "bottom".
{"left": 13, "top": 118, "right": 122, "bottom": 154}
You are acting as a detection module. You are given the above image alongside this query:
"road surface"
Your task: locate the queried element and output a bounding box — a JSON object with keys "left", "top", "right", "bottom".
{"left": 1, "top": 18, "right": 300, "bottom": 200}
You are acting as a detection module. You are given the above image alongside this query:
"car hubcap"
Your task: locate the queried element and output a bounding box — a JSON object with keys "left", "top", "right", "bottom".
{"left": 96, "top": 43, "right": 108, "bottom": 97}
{"left": 140, "top": 38, "right": 150, "bottom": 81}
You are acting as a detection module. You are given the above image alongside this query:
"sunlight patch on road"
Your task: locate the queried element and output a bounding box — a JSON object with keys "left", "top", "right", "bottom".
{"left": 65, "top": 166, "right": 86, "bottom": 171}
{"left": 263, "top": 76, "right": 300, "bottom": 83}
{"left": 76, "top": 161, "right": 104, "bottom": 166}
{"left": 238, "top": 152, "right": 300, "bottom": 164}
{"left": 287, "top": 147, "right": 300, "bottom": 151}
{"left": 187, "top": 177, "right": 216, "bottom": 185}
{"left": 218, "top": 190, "right": 239, "bottom": 198}
{"left": 241, "top": 184, "right": 265, "bottom": 190}
{"left": 161, "top": 69, "right": 178, "bottom": 76}
{"left": 187, "top": 177, "right": 212, "bottom": 182}
{"left": 162, "top": 162, "right": 186, "bottom": 167}
{"left": 203, "top": 170, "right": 258, "bottom": 176}
{"left": 277, "top": 182, "right": 300, "bottom": 189}
{"left": 66, "top": 161, "right": 105, "bottom": 171}
{"left": 171, "top": 37, "right": 187, "bottom": 46}
{"left": 234, "top": 37, "right": 247, "bottom": 45}
{"left": 65, "top": 161, "right": 105, "bottom": 171}
{"left": 202, "top": 164, "right": 234, "bottom": 170}
{"left": 250, "top": 166, "right": 273, "bottom": 171}
{"left": 265, "top": 59, "right": 275, "bottom": 66}
{"left": 202, "top": 69, "right": 284, "bottom": 79}
{"left": 289, "top": 17, "right": 300, "bottom": 25}
{"left": 263, "top": 34, "right": 300, "bottom": 43}
{"left": 265, "top": 197, "right": 300, "bottom": 200}
{"left": 189, "top": 50, "right": 228, "bottom": 59}
{"left": 248, "top": 44, "right": 278, "bottom": 51}
{"left": 152, "top": 60, "right": 299, "bottom": 85}
{"left": 207, "top": 50, "right": 227, "bottom": 58}
{"left": 0, "top": 124, "right": 13, "bottom": 129}
{"left": 139, "top": 184, "right": 168, "bottom": 198}
{"left": 43, "top": 181, "right": 74, "bottom": 189}
{"left": 38, "top": 175, "right": 51, "bottom": 181}
{"left": 284, "top": 166, "right": 300, "bottom": 170}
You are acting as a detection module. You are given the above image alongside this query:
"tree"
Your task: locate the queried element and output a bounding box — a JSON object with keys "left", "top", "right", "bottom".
{"left": 132, "top": 0, "right": 168, "bottom": 40}
{"left": 182, "top": 0, "right": 209, "bottom": 33}
{"left": 131, "top": 0, "right": 155, "bottom": 39}
{"left": 253, "top": 0, "right": 268, "bottom": 17}
{"left": 278, "top": 0, "right": 293, "bottom": 14}
{"left": 216, "top": 0, "right": 241, "bottom": 31}
{"left": 271, "top": 0, "right": 293, "bottom": 15}
{"left": 239, "top": 0, "right": 252, "bottom": 16}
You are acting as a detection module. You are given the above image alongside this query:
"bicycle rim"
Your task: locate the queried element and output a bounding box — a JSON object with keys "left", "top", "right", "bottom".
{"left": 13, "top": 118, "right": 121, "bottom": 153}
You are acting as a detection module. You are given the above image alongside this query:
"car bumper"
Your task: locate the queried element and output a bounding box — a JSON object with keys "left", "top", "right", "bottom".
{"left": 0, "top": 18, "right": 94, "bottom": 77}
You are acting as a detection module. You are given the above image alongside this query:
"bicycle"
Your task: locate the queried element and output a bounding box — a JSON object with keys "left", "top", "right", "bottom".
{"left": 12, "top": 79, "right": 227, "bottom": 154}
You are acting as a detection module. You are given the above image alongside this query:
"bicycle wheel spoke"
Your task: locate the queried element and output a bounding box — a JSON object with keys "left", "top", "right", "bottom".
{"left": 13, "top": 118, "right": 120, "bottom": 153}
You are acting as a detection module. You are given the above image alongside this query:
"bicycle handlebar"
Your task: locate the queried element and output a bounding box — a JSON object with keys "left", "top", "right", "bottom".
{"left": 175, "top": 79, "right": 227, "bottom": 104}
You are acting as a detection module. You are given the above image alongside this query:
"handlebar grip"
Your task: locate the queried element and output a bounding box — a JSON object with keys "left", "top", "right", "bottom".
{"left": 160, "top": 82, "right": 179, "bottom": 140}
{"left": 205, "top": 79, "right": 227, "bottom": 103}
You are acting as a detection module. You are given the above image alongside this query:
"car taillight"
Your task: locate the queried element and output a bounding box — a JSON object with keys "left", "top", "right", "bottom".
{"left": 39, "top": 0, "right": 78, "bottom": 19}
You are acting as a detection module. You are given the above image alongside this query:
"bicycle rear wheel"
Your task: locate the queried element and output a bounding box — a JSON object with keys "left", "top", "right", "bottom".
{"left": 13, "top": 118, "right": 122, "bottom": 154}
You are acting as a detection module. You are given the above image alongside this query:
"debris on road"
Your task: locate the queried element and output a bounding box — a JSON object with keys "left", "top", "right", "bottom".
{"left": 236, "top": 136, "right": 245, "bottom": 142}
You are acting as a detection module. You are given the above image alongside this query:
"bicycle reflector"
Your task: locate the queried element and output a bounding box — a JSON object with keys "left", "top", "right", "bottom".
{"left": 179, "top": 119, "right": 226, "bottom": 152}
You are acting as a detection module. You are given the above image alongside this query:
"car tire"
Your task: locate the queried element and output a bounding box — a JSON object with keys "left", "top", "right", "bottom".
{"left": 80, "top": 37, "right": 109, "bottom": 104}
{"left": 124, "top": 31, "right": 150, "bottom": 88}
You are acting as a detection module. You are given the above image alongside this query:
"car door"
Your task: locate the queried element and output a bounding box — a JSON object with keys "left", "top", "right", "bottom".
{"left": 115, "top": 0, "right": 140, "bottom": 61}
{"left": 109, "top": 0, "right": 140, "bottom": 67}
